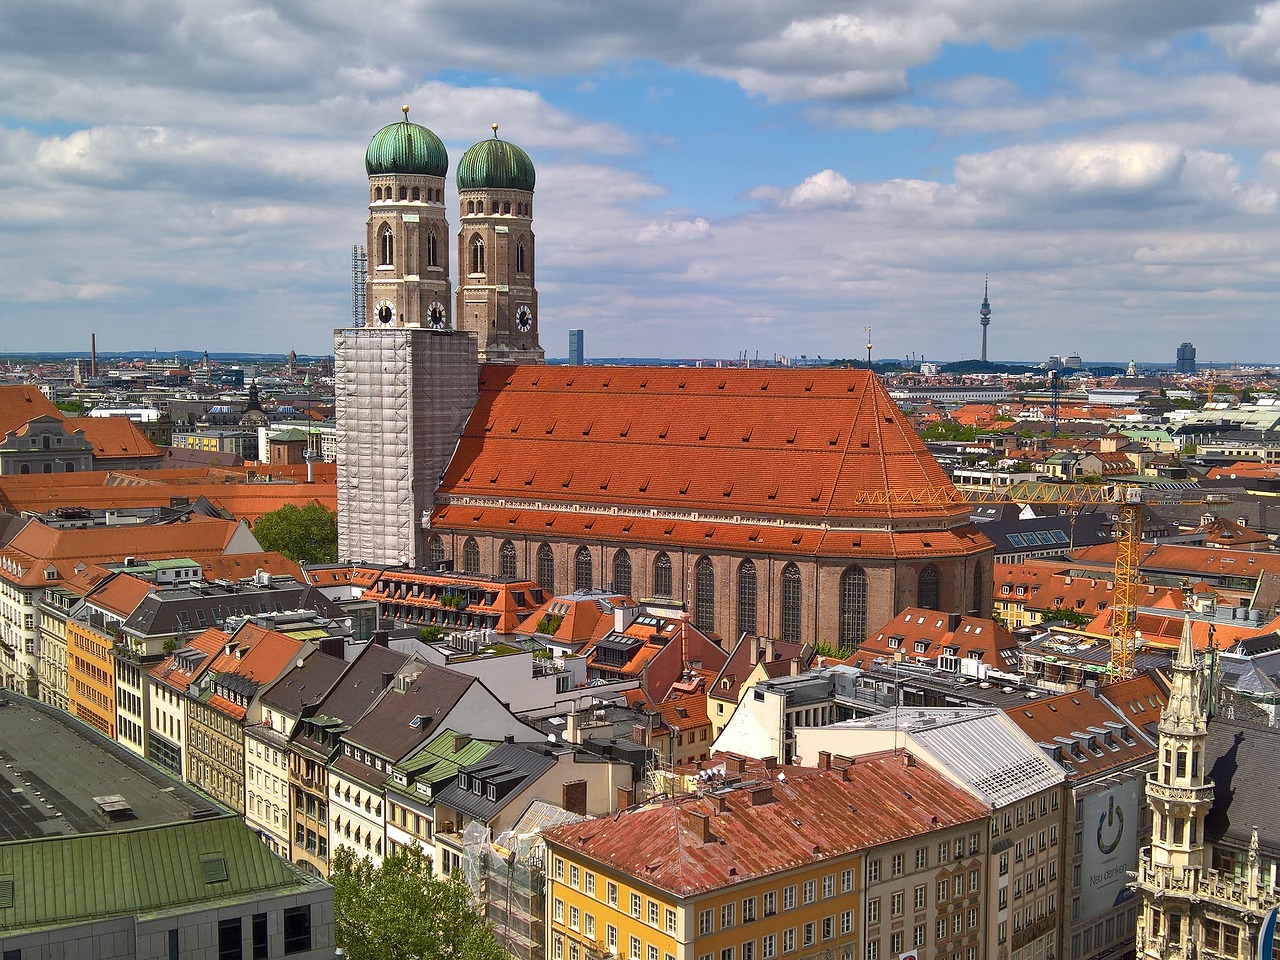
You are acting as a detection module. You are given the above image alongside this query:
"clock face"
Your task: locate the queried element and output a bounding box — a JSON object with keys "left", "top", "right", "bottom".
{"left": 515, "top": 304, "right": 533, "bottom": 333}
{"left": 426, "top": 301, "right": 447, "bottom": 329}
{"left": 375, "top": 300, "right": 395, "bottom": 325}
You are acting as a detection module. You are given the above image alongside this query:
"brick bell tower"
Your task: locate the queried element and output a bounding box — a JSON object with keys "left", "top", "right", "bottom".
{"left": 454, "top": 124, "right": 544, "bottom": 363}
{"left": 363, "top": 106, "right": 452, "bottom": 330}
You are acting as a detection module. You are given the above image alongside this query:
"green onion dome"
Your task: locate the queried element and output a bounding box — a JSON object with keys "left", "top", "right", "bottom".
{"left": 456, "top": 124, "right": 535, "bottom": 191}
{"left": 365, "top": 106, "right": 448, "bottom": 177}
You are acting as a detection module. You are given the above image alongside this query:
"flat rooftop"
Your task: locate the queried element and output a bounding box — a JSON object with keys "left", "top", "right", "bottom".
{"left": 0, "top": 694, "right": 220, "bottom": 842}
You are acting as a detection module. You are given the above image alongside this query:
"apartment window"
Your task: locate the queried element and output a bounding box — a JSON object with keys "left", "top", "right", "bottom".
{"left": 782, "top": 929, "right": 796, "bottom": 955}
{"left": 554, "top": 900, "right": 565, "bottom": 923}
{"left": 999, "top": 921, "right": 1007, "bottom": 944}
{"left": 914, "top": 925, "right": 925, "bottom": 947}
{"left": 631, "top": 893, "right": 642, "bottom": 918}
{"left": 762, "top": 935, "right": 777, "bottom": 960}
{"left": 586, "top": 873, "right": 596, "bottom": 896}
{"left": 630, "top": 937, "right": 641, "bottom": 960}
{"left": 891, "top": 892, "right": 903, "bottom": 918}
{"left": 803, "top": 923, "right": 816, "bottom": 948}
{"left": 822, "top": 875, "right": 835, "bottom": 899}
{"left": 570, "top": 865, "right": 581, "bottom": 888}
{"left": 743, "top": 898, "right": 757, "bottom": 923}
{"left": 841, "top": 869, "right": 855, "bottom": 893}
{"left": 650, "top": 901, "right": 661, "bottom": 926}
{"left": 868, "top": 859, "right": 881, "bottom": 883}
{"left": 555, "top": 858, "right": 565, "bottom": 880}
{"left": 722, "top": 903, "right": 736, "bottom": 929}
{"left": 700, "top": 910, "right": 714, "bottom": 936}
{"left": 218, "top": 918, "right": 243, "bottom": 960}
{"left": 784, "top": 885, "right": 797, "bottom": 911}
{"left": 865, "top": 940, "right": 878, "bottom": 960}
{"left": 968, "top": 908, "right": 978, "bottom": 930}
{"left": 890, "top": 933, "right": 902, "bottom": 955}
{"left": 937, "top": 880, "right": 947, "bottom": 903}
{"left": 743, "top": 943, "right": 755, "bottom": 960}
{"left": 841, "top": 911, "right": 853, "bottom": 935}
{"left": 607, "top": 881, "right": 618, "bottom": 906}
{"left": 914, "top": 885, "right": 926, "bottom": 910}
{"left": 867, "top": 899, "right": 880, "bottom": 924}
{"left": 936, "top": 920, "right": 947, "bottom": 941}
{"left": 970, "top": 869, "right": 980, "bottom": 892}
{"left": 667, "top": 908, "right": 678, "bottom": 932}
{"left": 764, "top": 891, "right": 777, "bottom": 916}
{"left": 252, "top": 913, "right": 268, "bottom": 960}
{"left": 803, "top": 880, "right": 816, "bottom": 905}
{"left": 608, "top": 925, "right": 618, "bottom": 951}
{"left": 938, "top": 842, "right": 949, "bottom": 864}
{"left": 892, "top": 853, "right": 904, "bottom": 877}
{"left": 554, "top": 936, "right": 565, "bottom": 960}
{"left": 916, "top": 847, "right": 928, "bottom": 870}
{"left": 587, "top": 915, "right": 597, "bottom": 939}
{"left": 570, "top": 906, "right": 580, "bottom": 931}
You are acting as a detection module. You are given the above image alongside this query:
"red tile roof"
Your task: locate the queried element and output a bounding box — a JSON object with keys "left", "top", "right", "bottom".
{"left": 1004, "top": 689, "right": 1153, "bottom": 782}
{"left": 203, "top": 623, "right": 309, "bottom": 720}
{"left": 544, "top": 752, "right": 987, "bottom": 897}
{"left": 64, "top": 417, "right": 161, "bottom": 460}
{"left": 849, "top": 607, "right": 1019, "bottom": 671}
{"left": 436, "top": 367, "right": 974, "bottom": 529}
{"left": 0, "top": 386, "right": 63, "bottom": 437}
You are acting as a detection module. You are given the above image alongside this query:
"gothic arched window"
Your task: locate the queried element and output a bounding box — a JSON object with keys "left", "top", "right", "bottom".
{"left": 918, "top": 564, "right": 941, "bottom": 611}
{"left": 379, "top": 225, "right": 394, "bottom": 266}
{"left": 536, "top": 544, "right": 555, "bottom": 594}
{"left": 781, "top": 563, "right": 802, "bottom": 642}
{"left": 426, "top": 536, "right": 445, "bottom": 569}
{"left": 516, "top": 240, "right": 526, "bottom": 275}
{"left": 463, "top": 537, "right": 480, "bottom": 573}
{"left": 574, "top": 546, "right": 592, "bottom": 592}
{"left": 694, "top": 557, "right": 715, "bottom": 633}
{"left": 737, "top": 560, "right": 757, "bottom": 636}
{"left": 470, "top": 236, "right": 485, "bottom": 275}
{"left": 612, "top": 550, "right": 632, "bottom": 597}
{"left": 427, "top": 231, "right": 439, "bottom": 268}
{"left": 839, "top": 566, "right": 868, "bottom": 647}
{"left": 499, "top": 540, "right": 517, "bottom": 579}
{"left": 654, "top": 553, "right": 673, "bottom": 599}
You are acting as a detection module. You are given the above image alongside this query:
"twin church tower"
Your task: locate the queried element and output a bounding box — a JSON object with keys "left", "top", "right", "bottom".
{"left": 361, "top": 107, "right": 543, "bottom": 364}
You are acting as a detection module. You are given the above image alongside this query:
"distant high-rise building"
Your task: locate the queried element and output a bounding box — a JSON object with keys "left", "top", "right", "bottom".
{"left": 1177, "top": 341, "right": 1197, "bottom": 373}
{"left": 568, "top": 329, "right": 584, "bottom": 366}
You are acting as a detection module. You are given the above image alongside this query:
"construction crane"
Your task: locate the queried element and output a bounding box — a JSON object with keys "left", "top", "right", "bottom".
{"left": 856, "top": 481, "right": 1145, "bottom": 678}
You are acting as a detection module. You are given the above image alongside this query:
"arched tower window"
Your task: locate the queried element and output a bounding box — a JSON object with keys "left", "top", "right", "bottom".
{"left": 737, "top": 560, "right": 757, "bottom": 636}
{"left": 379, "top": 225, "right": 394, "bottom": 266}
{"left": 426, "top": 536, "right": 445, "bottom": 569}
{"left": 612, "top": 550, "right": 632, "bottom": 597}
{"left": 536, "top": 544, "right": 555, "bottom": 594}
{"left": 575, "top": 547, "right": 593, "bottom": 592}
{"left": 971, "top": 563, "right": 984, "bottom": 615}
{"left": 694, "top": 558, "right": 715, "bottom": 633}
{"left": 781, "top": 563, "right": 802, "bottom": 642}
{"left": 918, "top": 564, "right": 941, "bottom": 611}
{"left": 516, "top": 240, "right": 526, "bottom": 275}
{"left": 374, "top": 187, "right": 383, "bottom": 201}
{"left": 427, "top": 231, "right": 439, "bottom": 268}
{"left": 654, "top": 553, "right": 673, "bottom": 598}
{"left": 470, "top": 236, "right": 485, "bottom": 275}
{"left": 463, "top": 537, "right": 480, "bottom": 573}
{"left": 839, "top": 566, "right": 868, "bottom": 647}
{"left": 499, "top": 541, "right": 517, "bottom": 579}
{"left": 411, "top": 187, "right": 420, "bottom": 201}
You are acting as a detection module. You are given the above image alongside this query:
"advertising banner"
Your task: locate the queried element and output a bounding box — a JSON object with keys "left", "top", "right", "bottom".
{"left": 1080, "top": 778, "right": 1141, "bottom": 921}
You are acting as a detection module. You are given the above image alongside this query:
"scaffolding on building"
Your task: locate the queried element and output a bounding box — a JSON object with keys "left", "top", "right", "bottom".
{"left": 460, "top": 802, "right": 587, "bottom": 960}
{"left": 351, "top": 245, "right": 367, "bottom": 327}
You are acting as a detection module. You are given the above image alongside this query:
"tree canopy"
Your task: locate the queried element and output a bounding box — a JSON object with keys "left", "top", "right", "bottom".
{"left": 330, "top": 845, "right": 509, "bottom": 960}
{"left": 251, "top": 502, "right": 338, "bottom": 564}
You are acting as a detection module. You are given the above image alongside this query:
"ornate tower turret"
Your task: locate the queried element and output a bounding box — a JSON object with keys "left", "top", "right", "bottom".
{"left": 363, "top": 106, "right": 452, "bottom": 330}
{"left": 455, "top": 124, "right": 544, "bottom": 364}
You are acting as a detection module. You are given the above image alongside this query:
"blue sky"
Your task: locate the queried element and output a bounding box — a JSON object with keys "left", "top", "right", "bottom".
{"left": 2, "top": 0, "right": 1280, "bottom": 365}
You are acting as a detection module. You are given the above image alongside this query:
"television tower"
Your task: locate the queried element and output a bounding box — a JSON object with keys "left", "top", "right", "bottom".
{"left": 979, "top": 276, "right": 992, "bottom": 363}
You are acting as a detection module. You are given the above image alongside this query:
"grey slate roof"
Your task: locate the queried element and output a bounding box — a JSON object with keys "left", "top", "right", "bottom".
{"left": 435, "top": 742, "right": 559, "bottom": 822}
{"left": 1204, "top": 718, "right": 1280, "bottom": 854}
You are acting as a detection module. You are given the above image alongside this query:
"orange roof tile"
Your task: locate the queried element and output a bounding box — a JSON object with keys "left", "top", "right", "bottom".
{"left": 85, "top": 573, "right": 154, "bottom": 618}
{"left": 0, "top": 385, "right": 63, "bottom": 437}
{"left": 1005, "top": 689, "right": 1153, "bottom": 781}
{"left": 64, "top": 417, "right": 161, "bottom": 460}
{"left": 436, "top": 366, "right": 973, "bottom": 529}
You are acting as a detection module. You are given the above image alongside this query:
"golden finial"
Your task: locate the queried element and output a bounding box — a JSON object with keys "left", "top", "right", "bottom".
{"left": 401, "top": 104, "right": 410, "bottom": 120}
{"left": 492, "top": 122, "right": 500, "bottom": 138}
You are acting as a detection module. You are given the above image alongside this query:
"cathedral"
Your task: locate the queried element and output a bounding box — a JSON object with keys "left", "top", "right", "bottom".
{"left": 335, "top": 110, "right": 994, "bottom": 647}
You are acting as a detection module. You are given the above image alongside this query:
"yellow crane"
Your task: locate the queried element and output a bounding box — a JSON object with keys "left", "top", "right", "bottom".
{"left": 854, "top": 481, "right": 1144, "bottom": 678}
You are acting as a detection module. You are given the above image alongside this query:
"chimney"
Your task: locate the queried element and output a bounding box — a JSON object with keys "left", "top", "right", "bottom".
{"left": 690, "top": 810, "right": 713, "bottom": 843}
{"left": 750, "top": 642, "right": 761, "bottom": 666}
{"left": 903, "top": 753, "right": 916, "bottom": 768}
{"left": 617, "top": 785, "right": 635, "bottom": 809}
{"left": 842, "top": 760, "right": 858, "bottom": 781}
{"left": 790, "top": 658, "right": 801, "bottom": 676}
{"left": 452, "top": 733, "right": 471, "bottom": 754}
{"left": 763, "top": 756, "right": 778, "bottom": 770}
{"left": 381, "top": 671, "right": 394, "bottom": 690}
{"left": 564, "top": 710, "right": 581, "bottom": 744}
{"left": 765, "top": 637, "right": 776, "bottom": 662}
{"left": 562, "top": 779, "right": 587, "bottom": 815}
{"left": 818, "top": 750, "right": 832, "bottom": 770}
{"left": 731, "top": 756, "right": 749, "bottom": 774}
{"left": 614, "top": 603, "right": 641, "bottom": 632}
{"left": 749, "top": 784, "right": 774, "bottom": 806}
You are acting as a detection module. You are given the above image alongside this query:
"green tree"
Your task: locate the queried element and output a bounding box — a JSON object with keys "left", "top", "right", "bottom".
{"left": 330, "top": 845, "right": 508, "bottom": 960}
{"left": 251, "top": 502, "right": 338, "bottom": 564}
